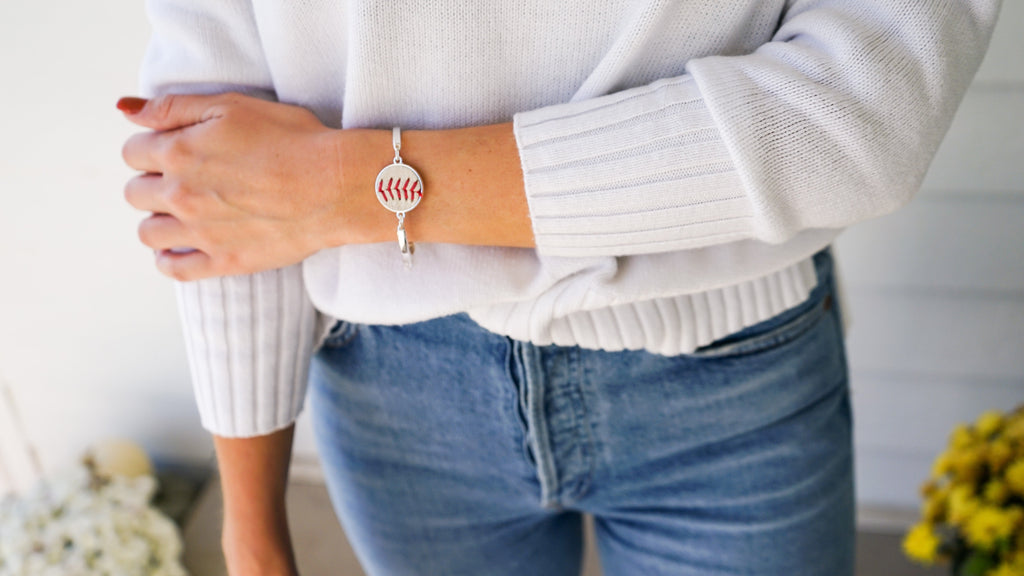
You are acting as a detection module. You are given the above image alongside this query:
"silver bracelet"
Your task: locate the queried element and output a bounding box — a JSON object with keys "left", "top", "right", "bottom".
{"left": 374, "top": 127, "right": 423, "bottom": 269}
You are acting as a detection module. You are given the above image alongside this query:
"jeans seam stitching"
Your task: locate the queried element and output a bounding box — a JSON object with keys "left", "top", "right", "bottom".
{"left": 506, "top": 339, "right": 534, "bottom": 468}
{"left": 565, "top": 347, "right": 594, "bottom": 505}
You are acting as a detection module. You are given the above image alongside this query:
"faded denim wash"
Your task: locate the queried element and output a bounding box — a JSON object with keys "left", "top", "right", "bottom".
{"left": 308, "top": 246, "right": 854, "bottom": 576}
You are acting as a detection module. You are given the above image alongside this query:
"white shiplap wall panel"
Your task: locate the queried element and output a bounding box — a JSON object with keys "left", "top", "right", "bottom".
{"left": 920, "top": 90, "right": 1024, "bottom": 194}
{"left": 856, "top": 449, "right": 937, "bottom": 508}
{"left": 851, "top": 371, "right": 1023, "bottom": 454}
{"left": 973, "top": 0, "right": 1024, "bottom": 86}
{"left": 853, "top": 370, "right": 1024, "bottom": 507}
{"left": 843, "top": 289, "right": 1024, "bottom": 379}
{"left": 833, "top": 197, "right": 1024, "bottom": 292}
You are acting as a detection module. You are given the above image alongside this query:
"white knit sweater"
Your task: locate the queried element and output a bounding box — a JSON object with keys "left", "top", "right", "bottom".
{"left": 140, "top": 0, "right": 999, "bottom": 438}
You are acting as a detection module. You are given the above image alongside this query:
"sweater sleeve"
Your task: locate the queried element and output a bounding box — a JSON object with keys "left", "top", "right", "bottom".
{"left": 513, "top": 0, "right": 1001, "bottom": 257}
{"left": 140, "top": 0, "right": 320, "bottom": 438}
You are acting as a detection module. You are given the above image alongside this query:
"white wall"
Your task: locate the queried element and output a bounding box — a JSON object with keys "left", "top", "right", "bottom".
{"left": 0, "top": 1, "right": 1020, "bottom": 513}
{"left": 0, "top": 2, "right": 210, "bottom": 492}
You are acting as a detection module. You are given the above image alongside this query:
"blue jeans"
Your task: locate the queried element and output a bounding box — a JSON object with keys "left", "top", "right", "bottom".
{"left": 308, "top": 246, "right": 854, "bottom": 576}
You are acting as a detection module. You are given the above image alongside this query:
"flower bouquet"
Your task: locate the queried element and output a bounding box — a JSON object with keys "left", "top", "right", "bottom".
{"left": 904, "top": 406, "right": 1024, "bottom": 575}
{"left": 0, "top": 443, "right": 189, "bottom": 576}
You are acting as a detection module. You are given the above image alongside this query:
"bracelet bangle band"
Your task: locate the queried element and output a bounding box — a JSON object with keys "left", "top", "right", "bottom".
{"left": 374, "top": 127, "right": 423, "bottom": 269}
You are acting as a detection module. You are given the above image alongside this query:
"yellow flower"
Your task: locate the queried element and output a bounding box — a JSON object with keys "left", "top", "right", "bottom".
{"left": 1004, "top": 417, "right": 1024, "bottom": 441}
{"left": 1006, "top": 460, "right": 1024, "bottom": 497}
{"left": 965, "top": 506, "right": 1015, "bottom": 550}
{"left": 1011, "top": 551, "right": 1024, "bottom": 573}
{"left": 976, "top": 411, "right": 1005, "bottom": 439}
{"left": 987, "top": 563, "right": 1024, "bottom": 576}
{"left": 951, "top": 424, "right": 978, "bottom": 450}
{"left": 1007, "top": 506, "right": 1024, "bottom": 530}
{"left": 984, "top": 480, "right": 1011, "bottom": 505}
{"left": 933, "top": 451, "right": 955, "bottom": 479}
{"left": 989, "top": 439, "right": 1016, "bottom": 474}
{"left": 948, "top": 484, "right": 981, "bottom": 526}
{"left": 998, "top": 552, "right": 1024, "bottom": 576}
{"left": 952, "top": 448, "right": 988, "bottom": 484}
{"left": 903, "top": 522, "right": 942, "bottom": 565}
{"left": 992, "top": 549, "right": 1024, "bottom": 575}
{"left": 922, "top": 492, "right": 947, "bottom": 523}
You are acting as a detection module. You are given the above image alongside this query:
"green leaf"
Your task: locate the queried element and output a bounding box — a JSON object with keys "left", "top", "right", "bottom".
{"left": 958, "top": 551, "right": 995, "bottom": 576}
{"left": 995, "top": 536, "right": 1011, "bottom": 557}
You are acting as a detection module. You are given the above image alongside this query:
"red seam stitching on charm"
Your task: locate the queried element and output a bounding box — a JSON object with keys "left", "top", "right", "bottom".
{"left": 379, "top": 177, "right": 421, "bottom": 204}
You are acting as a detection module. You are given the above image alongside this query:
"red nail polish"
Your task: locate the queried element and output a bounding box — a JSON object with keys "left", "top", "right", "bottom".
{"left": 117, "top": 97, "right": 147, "bottom": 114}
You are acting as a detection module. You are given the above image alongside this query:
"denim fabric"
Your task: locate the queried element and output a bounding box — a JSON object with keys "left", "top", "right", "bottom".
{"left": 308, "top": 246, "right": 854, "bottom": 576}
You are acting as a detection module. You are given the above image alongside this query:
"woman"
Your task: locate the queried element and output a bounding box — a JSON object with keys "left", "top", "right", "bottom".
{"left": 119, "top": 1, "right": 999, "bottom": 574}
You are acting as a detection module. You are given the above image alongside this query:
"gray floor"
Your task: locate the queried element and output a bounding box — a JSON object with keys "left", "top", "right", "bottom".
{"left": 182, "top": 477, "right": 944, "bottom": 576}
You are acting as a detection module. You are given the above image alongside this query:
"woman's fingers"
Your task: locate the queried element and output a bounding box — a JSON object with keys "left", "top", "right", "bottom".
{"left": 138, "top": 214, "right": 235, "bottom": 280}
{"left": 124, "top": 173, "right": 168, "bottom": 213}
{"left": 121, "top": 130, "right": 164, "bottom": 173}
{"left": 126, "top": 172, "right": 211, "bottom": 223}
{"left": 138, "top": 213, "right": 232, "bottom": 281}
{"left": 154, "top": 248, "right": 214, "bottom": 282}
{"left": 137, "top": 213, "right": 196, "bottom": 252}
{"left": 122, "top": 127, "right": 199, "bottom": 175}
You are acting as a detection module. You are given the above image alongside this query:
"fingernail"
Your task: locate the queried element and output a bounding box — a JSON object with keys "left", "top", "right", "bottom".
{"left": 117, "top": 97, "right": 147, "bottom": 114}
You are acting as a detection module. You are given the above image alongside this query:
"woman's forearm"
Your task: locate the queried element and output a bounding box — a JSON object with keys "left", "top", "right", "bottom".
{"left": 326, "top": 123, "right": 534, "bottom": 250}
{"left": 213, "top": 424, "right": 299, "bottom": 576}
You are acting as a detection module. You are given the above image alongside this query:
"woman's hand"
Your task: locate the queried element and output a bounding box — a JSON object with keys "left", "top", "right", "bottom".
{"left": 119, "top": 92, "right": 534, "bottom": 281}
{"left": 119, "top": 93, "right": 347, "bottom": 281}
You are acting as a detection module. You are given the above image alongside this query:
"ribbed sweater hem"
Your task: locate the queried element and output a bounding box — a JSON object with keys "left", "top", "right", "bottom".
{"left": 468, "top": 256, "right": 817, "bottom": 355}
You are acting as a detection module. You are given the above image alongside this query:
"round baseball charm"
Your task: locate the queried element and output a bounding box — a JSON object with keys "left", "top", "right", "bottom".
{"left": 374, "top": 163, "right": 423, "bottom": 214}
{"left": 377, "top": 127, "right": 422, "bottom": 269}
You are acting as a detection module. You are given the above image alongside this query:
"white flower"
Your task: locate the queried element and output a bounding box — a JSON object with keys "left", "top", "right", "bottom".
{"left": 0, "top": 461, "right": 189, "bottom": 576}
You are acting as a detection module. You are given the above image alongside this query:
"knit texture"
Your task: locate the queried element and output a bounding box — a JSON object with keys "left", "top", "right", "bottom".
{"left": 140, "top": 0, "right": 999, "bottom": 437}
{"left": 174, "top": 268, "right": 319, "bottom": 435}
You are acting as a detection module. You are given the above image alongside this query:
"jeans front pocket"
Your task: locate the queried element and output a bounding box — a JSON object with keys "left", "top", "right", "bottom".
{"left": 684, "top": 286, "right": 833, "bottom": 359}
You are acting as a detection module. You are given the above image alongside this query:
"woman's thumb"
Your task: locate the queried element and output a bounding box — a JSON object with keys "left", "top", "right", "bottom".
{"left": 116, "top": 94, "right": 214, "bottom": 131}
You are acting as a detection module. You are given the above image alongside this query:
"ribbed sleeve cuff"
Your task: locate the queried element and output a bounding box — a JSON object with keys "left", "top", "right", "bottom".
{"left": 174, "top": 265, "right": 318, "bottom": 438}
{"left": 513, "top": 76, "right": 755, "bottom": 257}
